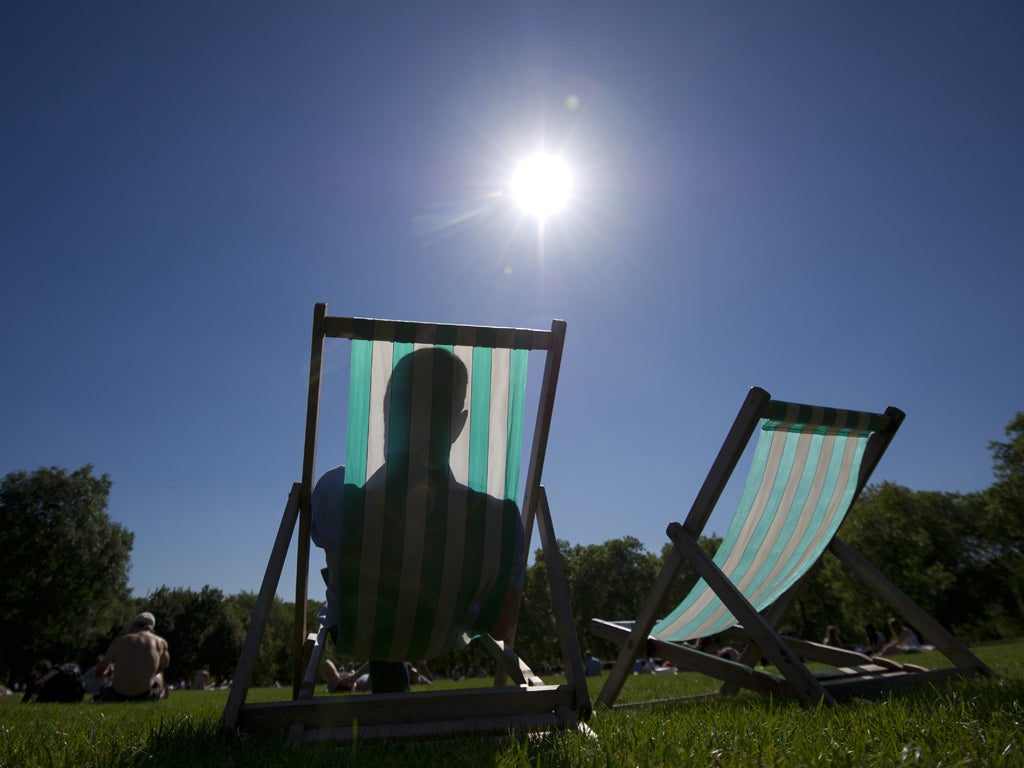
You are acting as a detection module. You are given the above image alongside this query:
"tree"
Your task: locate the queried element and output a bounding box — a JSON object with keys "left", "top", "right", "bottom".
{"left": 987, "top": 412, "right": 1024, "bottom": 549}
{"left": 226, "top": 592, "right": 300, "bottom": 687}
{"left": 990, "top": 412, "right": 1024, "bottom": 492}
{"left": 799, "top": 479, "right": 1024, "bottom": 644}
{"left": 793, "top": 483, "right": 955, "bottom": 643}
{"left": 981, "top": 413, "right": 1024, "bottom": 634}
{"left": 508, "top": 547, "right": 552, "bottom": 667}
{"left": 560, "top": 537, "right": 661, "bottom": 658}
{"left": 0, "top": 466, "right": 133, "bottom": 683}
{"left": 135, "top": 586, "right": 245, "bottom": 685}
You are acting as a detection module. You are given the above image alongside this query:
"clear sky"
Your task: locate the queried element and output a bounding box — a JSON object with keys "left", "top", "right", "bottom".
{"left": 3, "top": 3, "right": 1022, "bottom": 603}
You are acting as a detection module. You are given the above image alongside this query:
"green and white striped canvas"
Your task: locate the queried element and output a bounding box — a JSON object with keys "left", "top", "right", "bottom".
{"left": 652, "top": 402, "right": 891, "bottom": 643}
{"left": 334, "top": 338, "right": 528, "bottom": 661}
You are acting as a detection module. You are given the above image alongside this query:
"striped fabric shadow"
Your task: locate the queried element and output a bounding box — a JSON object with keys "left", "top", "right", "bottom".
{"left": 652, "top": 404, "right": 888, "bottom": 644}
{"left": 335, "top": 338, "right": 528, "bottom": 661}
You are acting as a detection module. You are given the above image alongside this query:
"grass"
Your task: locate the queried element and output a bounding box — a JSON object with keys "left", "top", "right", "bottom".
{"left": 3, "top": 640, "right": 1024, "bottom": 767}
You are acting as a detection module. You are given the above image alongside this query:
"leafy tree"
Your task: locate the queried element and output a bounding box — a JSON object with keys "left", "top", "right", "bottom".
{"left": 560, "top": 537, "right": 660, "bottom": 658}
{"left": 225, "top": 592, "right": 297, "bottom": 687}
{"left": 134, "top": 586, "right": 245, "bottom": 685}
{"left": 0, "top": 465, "right": 133, "bottom": 683}
{"left": 990, "top": 412, "right": 1024, "bottom": 493}
{"left": 800, "top": 478, "right": 1024, "bottom": 644}
{"left": 508, "top": 535, "right": 728, "bottom": 669}
{"left": 986, "top": 413, "right": 1024, "bottom": 555}
{"left": 979, "top": 413, "right": 1024, "bottom": 634}
{"left": 514, "top": 546, "right": 559, "bottom": 668}
{"left": 796, "top": 483, "right": 958, "bottom": 642}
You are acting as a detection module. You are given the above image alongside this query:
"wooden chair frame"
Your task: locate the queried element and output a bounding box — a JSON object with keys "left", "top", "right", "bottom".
{"left": 594, "top": 386, "right": 992, "bottom": 708}
{"left": 222, "top": 303, "right": 591, "bottom": 741}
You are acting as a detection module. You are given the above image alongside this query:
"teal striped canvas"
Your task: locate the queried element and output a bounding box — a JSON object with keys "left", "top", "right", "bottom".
{"left": 334, "top": 339, "right": 528, "bottom": 660}
{"left": 652, "top": 404, "right": 890, "bottom": 643}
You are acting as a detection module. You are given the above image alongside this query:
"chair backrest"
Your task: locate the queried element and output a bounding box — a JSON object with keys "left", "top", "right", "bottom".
{"left": 298, "top": 313, "right": 564, "bottom": 664}
{"left": 335, "top": 337, "right": 528, "bottom": 659}
{"left": 653, "top": 401, "right": 896, "bottom": 643}
{"left": 343, "top": 338, "right": 528, "bottom": 500}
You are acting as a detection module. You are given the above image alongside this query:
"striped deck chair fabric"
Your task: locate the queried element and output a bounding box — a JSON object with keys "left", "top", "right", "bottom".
{"left": 652, "top": 401, "right": 892, "bottom": 644}
{"left": 334, "top": 337, "right": 528, "bottom": 661}
{"left": 596, "top": 387, "right": 991, "bottom": 708}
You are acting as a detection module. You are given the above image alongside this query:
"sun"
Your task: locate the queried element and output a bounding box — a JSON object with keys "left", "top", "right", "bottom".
{"left": 510, "top": 153, "right": 573, "bottom": 220}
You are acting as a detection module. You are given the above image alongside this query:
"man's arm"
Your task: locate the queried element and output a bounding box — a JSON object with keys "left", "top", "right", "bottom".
{"left": 96, "top": 640, "right": 117, "bottom": 677}
{"left": 491, "top": 508, "right": 527, "bottom": 639}
{"left": 157, "top": 640, "right": 170, "bottom": 671}
{"left": 491, "top": 587, "right": 522, "bottom": 640}
{"left": 311, "top": 466, "right": 346, "bottom": 548}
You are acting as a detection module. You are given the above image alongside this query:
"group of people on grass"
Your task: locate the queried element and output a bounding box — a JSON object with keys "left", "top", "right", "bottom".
{"left": 823, "top": 618, "right": 926, "bottom": 656}
{"left": 22, "top": 611, "right": 170, "bottom": 704}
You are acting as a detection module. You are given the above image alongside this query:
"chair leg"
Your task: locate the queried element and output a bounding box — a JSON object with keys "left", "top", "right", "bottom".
{"left": 829, "top": 537, "right": 992, "bottom": 676}
{"left": 597, "top": 545, "right": 687, "bottom": 708}
{"left": 536, "top": 488, "right": 592, "bottom": 717}
{"left": 222, "top": 484, "right": 302, "bottom": 731}
{"left": 719, "top": 578, "right": 805, "bottom": 696}
{"left": 480, "top": 635, "right": 546, "bottom": 686}
{"left": 298, "top": 626, "right": 328, "bottom": 699}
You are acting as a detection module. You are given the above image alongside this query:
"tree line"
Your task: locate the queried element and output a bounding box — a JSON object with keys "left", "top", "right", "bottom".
{"left": 3, "top": 413, "right": 1022, "bottom": 687}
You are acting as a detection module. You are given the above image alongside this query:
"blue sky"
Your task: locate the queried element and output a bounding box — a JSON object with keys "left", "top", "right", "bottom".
{"left": 3, "top": 3, "right": 1022, "bottom": 603}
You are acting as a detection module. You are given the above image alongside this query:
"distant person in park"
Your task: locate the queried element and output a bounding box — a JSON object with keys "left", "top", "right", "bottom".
{"left": 21, "top": 659, "right": 54, "bottom": 702}
{"left": 322, "top": 660, "right": 372, "bottom": 693}
{"left": 21, "top": 659, "right": 84, "bottom": 703}
{"left": 633, "top": 656, "right": 656, "bottom": 674}
{"left": 862, "top": 623, "right": 885, "bottom": 655}
{"left": 584, "top": 651, "right": 603, "bottom": 676}
{"left": 322, "top": 659, "right": 432, "bottom": 693}
{"left": 191, "top": 664, "right": 211, "bottom": 690}
{"left": 312, "top": 348, "right": 526, "bottom": 694}
{"left": 880, "top": 617, "right": 922, "bottom": 655}
{"left": 94, "top": 612, "right": 170, "bottom": 702}
{"left": 823, "top": 625, "right": 844, "bottom": 647}
{"left": 693, "top": 634, "right": 741, "bottom": 661}
{"left": 716, "top": 644, "right": 741, "bottom": 661}
{"left": 80, "top": 655, "right": 108, "bottom": 695}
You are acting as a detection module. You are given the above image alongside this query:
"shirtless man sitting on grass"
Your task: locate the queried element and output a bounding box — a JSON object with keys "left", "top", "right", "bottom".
{"left": 95, "top": 612, "right": 170, "bottom": 702}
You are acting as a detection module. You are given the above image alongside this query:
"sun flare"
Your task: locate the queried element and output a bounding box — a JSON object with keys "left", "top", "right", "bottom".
{"left": 510, "top": 153, "right": 573, "bottom": 220}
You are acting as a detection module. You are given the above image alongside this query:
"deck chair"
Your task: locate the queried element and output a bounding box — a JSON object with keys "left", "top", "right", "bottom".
{"left": 593, "top": 386, "right": 992, "bottom": 707}
{"left": 222, "top": 303, "right": 591, "bottom": 741}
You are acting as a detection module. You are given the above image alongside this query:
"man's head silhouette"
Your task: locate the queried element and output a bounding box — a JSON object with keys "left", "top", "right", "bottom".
{"left": 383, "top": 347, "right": 469, "bottom": 470}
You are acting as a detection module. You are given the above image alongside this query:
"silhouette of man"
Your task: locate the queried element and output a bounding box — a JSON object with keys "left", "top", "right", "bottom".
{"left": 312, "top": 347, "right": 526, "bottom": 693}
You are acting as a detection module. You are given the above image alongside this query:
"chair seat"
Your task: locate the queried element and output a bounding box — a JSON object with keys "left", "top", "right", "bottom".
{"left": 237, "top": 684, "right": 580, "bottom": 741}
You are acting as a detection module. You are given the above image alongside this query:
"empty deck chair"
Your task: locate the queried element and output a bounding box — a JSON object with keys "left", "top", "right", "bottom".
{"left": 594, "top": 386, "right": 992, "bottom": 707}
{"left": 222, "top": 304, "right": 590, "bottom": 741}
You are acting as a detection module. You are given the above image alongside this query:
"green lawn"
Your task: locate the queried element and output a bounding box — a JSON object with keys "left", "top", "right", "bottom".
{"left": 3, "top": 640, "right": 1023, "bottom": 767}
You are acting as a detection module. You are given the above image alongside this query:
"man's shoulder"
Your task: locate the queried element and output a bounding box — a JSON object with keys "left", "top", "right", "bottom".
{"left": 458, "top": 485, "right": 522, "bottom": 521}
{"left": 126, "top": 630, "right": 167, "bottom": 647}
{"left": 313, "top": 466, "right": 346, "bottom": 498}
{"left": 312, "top": 467, "right": 348, "bottom": 546}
